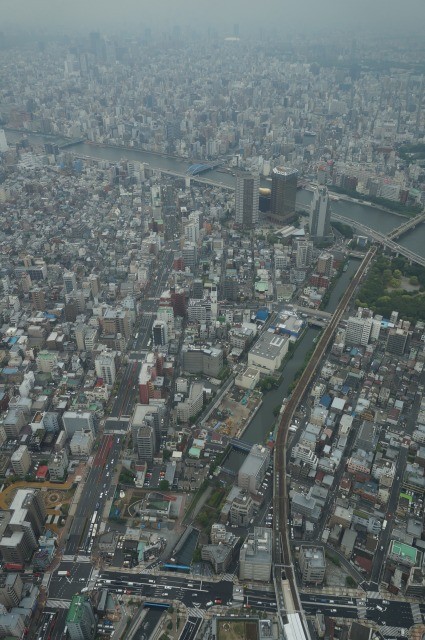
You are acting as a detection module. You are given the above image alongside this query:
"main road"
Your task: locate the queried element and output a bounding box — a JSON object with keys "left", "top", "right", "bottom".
{"left": 63, "top": 433, "right": 122, "bottom": 557}
{"left": 273, "top": 247, "right": 376, "bottom": 634}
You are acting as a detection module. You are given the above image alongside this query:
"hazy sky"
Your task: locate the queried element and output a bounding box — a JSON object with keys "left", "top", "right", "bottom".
{"left": 1, "top": 0, "right": 425, "bottom": 34}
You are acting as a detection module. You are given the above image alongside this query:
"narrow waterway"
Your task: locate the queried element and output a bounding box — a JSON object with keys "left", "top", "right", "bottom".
{"left": 224, "top": 258, "right": 361, "bottom": 471}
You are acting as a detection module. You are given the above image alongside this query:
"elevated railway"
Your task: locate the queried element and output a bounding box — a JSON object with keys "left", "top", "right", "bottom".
{"left": 273, "top": 247, "right": 376, "bottom": 638}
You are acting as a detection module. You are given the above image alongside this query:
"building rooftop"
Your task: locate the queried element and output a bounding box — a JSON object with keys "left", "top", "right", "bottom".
{"left": 66, "top": 595, "right": 88, "bottom": 623}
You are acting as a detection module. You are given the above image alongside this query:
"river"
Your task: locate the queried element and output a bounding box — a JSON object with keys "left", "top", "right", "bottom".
{"left": 7, "top": 131, "right": 425, "bottom": 254}
{"left": 224, "top": 258, "right": 361, "bottom": 471}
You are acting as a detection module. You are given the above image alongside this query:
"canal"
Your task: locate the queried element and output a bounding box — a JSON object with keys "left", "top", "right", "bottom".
{"left": 224, "top": 258, "right": 361, "bottom": 471}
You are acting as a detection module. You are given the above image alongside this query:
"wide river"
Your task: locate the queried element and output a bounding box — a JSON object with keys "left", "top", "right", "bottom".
{"left": 6, "top": 131, "right": 425, "bottom": 257}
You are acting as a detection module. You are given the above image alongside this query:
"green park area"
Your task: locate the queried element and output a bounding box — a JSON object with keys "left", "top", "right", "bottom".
{"left": 217, "top": 619, "right": 259, "bottom": 640}
{"left": 355, "top": 253, "right": 425, "bottom": 322}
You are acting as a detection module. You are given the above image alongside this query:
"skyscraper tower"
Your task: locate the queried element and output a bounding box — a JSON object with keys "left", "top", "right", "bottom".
{"left": 309, "top": 186, "right": 332, "bottom": 240}
{"left": 270, "top": 166, "right": 298, "bottom": 224}
{"left": 235, "top": 173, "right": 259, "bottom": 228}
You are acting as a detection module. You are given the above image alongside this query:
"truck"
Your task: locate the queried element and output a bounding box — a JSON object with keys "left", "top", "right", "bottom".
{"left": 57, "top": 571, "right": 71, "bottom": 577}
{"left": 382, "top": 519, "right": 387, "bottom": 531}
{"left": 3, "top": 563, "right": 24, "bottom": 572}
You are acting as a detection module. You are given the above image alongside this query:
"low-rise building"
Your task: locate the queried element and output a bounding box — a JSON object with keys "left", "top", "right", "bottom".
{"left": 70, "top": 430, "right": 94, "bottom": 456}
{"left": 248, "top": 332, "right": 289, "bottom": 372}
{"left": 299, "top": 546, "right": 326, "bottom": 584}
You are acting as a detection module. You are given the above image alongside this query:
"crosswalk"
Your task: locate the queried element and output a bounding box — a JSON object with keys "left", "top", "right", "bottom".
{"left": 378, "top": 625, "right": 403, "bottom": 638}
{"left": 411, "top": 603, "right": 422, "bottom": 624}
{"left": 365, "top": 591, "right": 379, "bottom": 598}
{"left": 46, "top": 599, "right": 71, "bottom": 609}
{"left": 221, "top": 573, "right": 235, "bottom": 582}
{"left": 186, "top": 607, "right": 205, "bottom": 619}
{"left": 61, "top": 554, "right": 91, "bottom": 563}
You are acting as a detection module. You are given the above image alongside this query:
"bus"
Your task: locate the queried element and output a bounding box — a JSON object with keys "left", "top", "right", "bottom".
{"left": 91, "top": 511, "right": 98, "bottom": 525}
{"left": 144, "top": 602, "right": 170, "bottom": 609}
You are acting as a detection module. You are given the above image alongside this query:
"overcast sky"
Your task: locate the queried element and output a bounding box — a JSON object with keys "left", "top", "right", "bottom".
{"left": 1, "top": 0, "right": 424, "bottom": 34}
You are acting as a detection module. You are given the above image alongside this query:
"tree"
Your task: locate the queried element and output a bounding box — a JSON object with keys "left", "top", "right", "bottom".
{"left": 409, "top": 275, "right": 419, "bottom": 286}
{"left": 159, "top": 479, "right": 170, "bottom": 491}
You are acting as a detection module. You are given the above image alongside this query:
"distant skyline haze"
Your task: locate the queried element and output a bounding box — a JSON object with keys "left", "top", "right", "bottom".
{"left": 1, "top": 0, "right": 425, "bottom": 34}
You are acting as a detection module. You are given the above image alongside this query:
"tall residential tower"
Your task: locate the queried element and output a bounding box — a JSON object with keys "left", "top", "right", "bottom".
{"left": 270, "top": 166, "right": 298, "bottom": 224}
{"left": 235, "top": 173, "right": 259, "bottom": 228}
{"left": 309, "top": 186, "right": 332, "bottom": 240}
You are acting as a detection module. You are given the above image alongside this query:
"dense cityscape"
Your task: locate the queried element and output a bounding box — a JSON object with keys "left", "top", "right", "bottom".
{"left": 0, "top": 15, "right": 425, "bottom": 640}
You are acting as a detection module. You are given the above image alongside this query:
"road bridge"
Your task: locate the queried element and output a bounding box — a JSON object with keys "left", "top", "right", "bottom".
{"left": 186, "top": 160, "right": 225, "bottom": 175}
{"left": 272, "top": 247, "right": 376, "bottom": 640}
{"left": 228, "top": 438, "right": 252, "bottom": 453}
{"left": 296, "top": 202, "right": 425, "bottom": 267}
{"left": 331, "top": 214, "right": 425, "bottom": 267}
{"left": 291, "top": 305, "right": 332, "bottom": 320}
{"left": 387, "top": 212, "right": 425, "bottom": 240}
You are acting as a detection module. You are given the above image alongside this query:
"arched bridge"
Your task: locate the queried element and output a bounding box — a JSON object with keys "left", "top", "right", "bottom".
{"left": 187, "top": 160, "right": 225, "bottom": 176}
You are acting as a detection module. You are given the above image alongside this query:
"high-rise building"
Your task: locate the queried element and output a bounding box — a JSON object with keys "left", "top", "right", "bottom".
{"left": 137, "top": 425, "right": 156, "bottom": 462}
{"left": 0, "top": 489, "right": 46, "bottom": 564}
{"left": 62, "top": 411, "right": 95, "bottom": 437}
{"left": 316, "top": 252, "right": 333, "bottom": 277}
{"left": 10, "top": 445, "right": 31, "bottom": 477}
{"left": 182, "top": 242, "right": 197, "bottom": 271}
{"left": 0, "top": 573, "right": 23, "bottom": 608}
{"left": 63, "top": 271, "right": 77, "bottom": 294}
{"left": 30, "top": 287, "right": 46, "bottom": 311}
{"left": 131, "top": 404, "right": 164, "bottom": 452}
{"left": 239, "top": 527, "right": 272, "bottom": 582}
{"left": 270, "top": 166, "right": 298, "bottom": 223}
{"left": 0, "top": 129, "right": 8, "bottom": 153}
{"left": 309, "top": 186, "right": 332, "bottom": 240}
{"left": 346, "top": 316, "right": 372, "bottom": 346}
{"left": 295, "top": 240, "right": 313, "bottom": 269}
{"left": 235, "top": 173, "right": 259, "bottom": 228}
{"left": 152, "top": 320, "right": 168, "bottom": 346}
{"left": 192, "top": 279, "right": 204, "bottom": 299}
{"left": 66, "top": 595, "right": 96, "bottom": 640}
{"left": 95, "top": 350, "right": 116, "bottom": 386}
{"left": 237, "top": 444, "right": 270, "bottom": 494}
{"left": 386, "top": 327, "right": 409, "bottom": 356}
